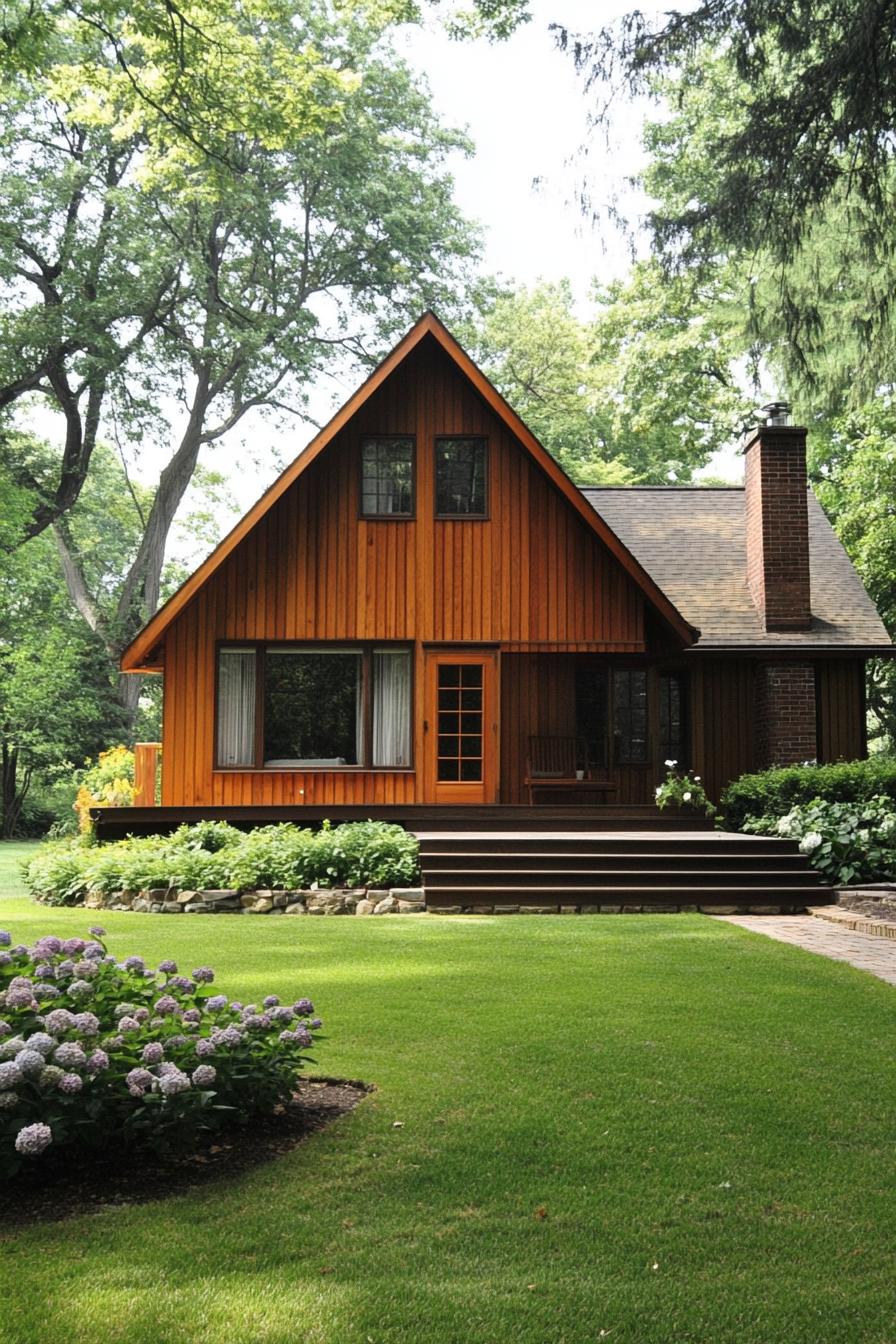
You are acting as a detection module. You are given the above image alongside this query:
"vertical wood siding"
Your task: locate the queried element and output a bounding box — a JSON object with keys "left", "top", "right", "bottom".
{"left": 160, "top": 337, "right": 648, "bottom": 805}
{"left": 694, "top": 660, "right": 756, "bottom": 802}
{"left": 816, "top": 659, "right": 865, "bottom": 763}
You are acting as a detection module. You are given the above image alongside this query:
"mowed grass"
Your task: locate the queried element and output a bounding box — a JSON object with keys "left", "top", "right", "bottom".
{"left": 1, "top": 841, "right": 895, "bottom": 1344}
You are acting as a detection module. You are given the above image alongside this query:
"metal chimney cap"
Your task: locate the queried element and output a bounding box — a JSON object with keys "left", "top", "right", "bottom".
{"left": 759, "top": 401, "right": 792, "bottom": 426}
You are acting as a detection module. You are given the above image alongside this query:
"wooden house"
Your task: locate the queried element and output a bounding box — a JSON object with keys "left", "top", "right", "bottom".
{"left": 118, "top": 313, "right": 892, "bottom": 829}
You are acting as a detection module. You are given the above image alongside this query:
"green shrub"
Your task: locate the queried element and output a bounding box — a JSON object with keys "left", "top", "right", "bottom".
{"left": 0, "top": 928, "right": 321, "bottom": 1176}
{"left": 720, "top": 757, "right": 896, "bottom": 832}
{"left": 22, "top": 820, "right": 420, "bottom": 905}
{"left": 743, "top": 796, "right": 896, "bottom": 887}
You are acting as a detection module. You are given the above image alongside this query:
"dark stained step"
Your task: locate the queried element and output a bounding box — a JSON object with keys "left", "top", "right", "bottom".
{"left": 421, "top": 867, "right": 824, "bottom": 889}
{"left": 418, "top": 851, "right": 811, "bottom": 872}
{"left": 425, "top": 885, "right": 832, "bottom": 908}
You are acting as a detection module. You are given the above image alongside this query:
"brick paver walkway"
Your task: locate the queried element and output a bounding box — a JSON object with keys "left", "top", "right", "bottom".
{"left": 717, "top": 914, "right": 896, "bottom": 986}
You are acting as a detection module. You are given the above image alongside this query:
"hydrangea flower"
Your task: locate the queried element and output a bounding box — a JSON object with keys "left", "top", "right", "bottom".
{"left": 142, "top": 1042, "right": 165, "bottom": 1064}
{"left": 0, "top": 1037, "right": 25, "bottom": 1061}
{"left": 0, "top": 931, "right": 10, "bottom": 947}
{"left": 213, "top": 1026, "right": 243, "bottom": 1048}
{"left": 53, "top": 1042, "right": 87, "bottom": 1069}
{"left": 59, "top": 1073, "right": 83, "bottom": 1094}
{"left": 33, "top": 936, "right": 61, "bottom": 956}
{"left": 44, "top": 1009, "right": 75, "bottom": 1034}
{"left": 62, "top": 938, "right": 86, "bottom": 956}
{"left": 34, "top": 963, "right": 54, "bottom": 980}
{"left": 15, "top": 1122, "right": 52, "bottom": 1156}
{"left": 0, "top": 1020, "right": 10, "bottom": 1036}
{"left": 86, "top": 1049, "right": 110, "bottom": 1074}
{"left": 169, "top": 976, "right": 195, "bottom": 994}
{"left": 25, "top": 1032, "right": 56, "bottom": 1056}
{"left": 158, "top": 1070, "right": 191, "bottom": 1096}
{"left": 263, "top": 995, "right": 280, "bottom": 1009}
{"left": 206, "top": 995, "right": 228, "bottom": 1012}
{"left": 195, "top": 1038, "right": 216, "bottom": 1057}
{"left": 800, "top": 831, "right": 824, "bottom": 854}
{"left": 15, "top": 1049, "right": 46, "bottom": 1077}
{"left": 133, "top": 1008, "right": 150, "bottom": 1024}
{"left": 191, "top": 1065, "right": 216, "bottom": 1088}
{"left": 5, "top": 984, "right": 36, "bottom": 1009}
{"left": 118, "top": 1016, "right": 141, "bottom": 1032}
{"left": 88, "top": 926, "right": 106, "bottom": 938}
{"left": 243, "top": 1014, "right": 265, "bottom": 1029}
{"left": 0, "top": 1091, "right": 19, "bottom": 1110}
{"left": 154, "top": 995, "right": 179, "bottom": 1016}
{"left": 33, "top": 984, "right": 61, "bottom": 1001}
{"left": 123, "top": 956, "right": 145, "bottom": 973}
{"left": 0, "top": 954, "right": 11, "bottom": 969}
{"left": 294, "top": 999, "right": 314, "bottom": 1015}
{"left": 68, "top": 980, "right": 94, "bottom": 999}
{"left": 191, "top": 966, "right": 214, "bottom": 984}
{"left": 270, "top": 1007, "right": 294, "bottom": 1023}
{"left": 0, "top": 1061, "right": 23, "bottom": 1090}
{"left": 310, "top": 1018, "right": 322, "bottom": 1030}
{"left": 114, "top": 1003, "right": 137, "bottom": 1019}
{"left": 73, "top": 1012, "right": 100, "bottom": 1036}
{"left": 56, "top": 959, "right": 75, "bottom": 977}
{"left": 73, "top": 959, "right": 98, "bottom": 978}
{"left": 38, "top": 1065, "right": 64, "bottom": 1089}
{"left": 182, "top": 1009, "right": 201, "bottom": 1024}
{"left": 295, "top": 1029, "right": 313, "bottom": 1048}
{"left": 166, "top": 1034, "right": 187, "bottom": 1048}
{"left": 125, "top": 1067, "right": 155, "bottom": 1096}
{"left": 83, "top": 943, "right": 105, "bottom": 961}
{"left": 158, "top": 960, "right": 178, "bottom": 974}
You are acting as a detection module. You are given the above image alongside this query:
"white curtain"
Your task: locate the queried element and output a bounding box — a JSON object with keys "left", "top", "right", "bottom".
{"left": 372, "top": 650, "right": 411, "bottom": 767}
{"left": 217, "top": 649, "right": 256, "bottom": 766}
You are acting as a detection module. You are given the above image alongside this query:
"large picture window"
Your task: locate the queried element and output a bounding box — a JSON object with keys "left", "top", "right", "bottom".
{"left": 361, "top": 436, "right": 413, "bottom": 517}
{"left": 574, "top": 664, "right": 649, "bottom": 768}
{"left": 215, "top": 645, "right": 412, "bottom": 769}
{"left": 435, "top": 437, "right": 487, "bottom": 517}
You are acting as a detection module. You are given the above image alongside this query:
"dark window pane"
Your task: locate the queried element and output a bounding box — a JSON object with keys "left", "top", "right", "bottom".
{"left": 438, "top": 712, "right": 456, "bottom": 734}
{"left": 460, "top": 712, "right": 481, "bottom": 733}
{"left": 660, "top": 673, "right": 688, "bottom": 768}
{"left": 264, "top": 652, "right": 361, "bottom": 764}
{"left": 361, "top": 437, "right": 413, "bottom": 516}
{"left": 460, "top": 759, "right": 482, "bottom": 781}
{"left": 435, "top": 438, "right": 487, "bottom": 516}
{"left": 440, "top": 665, "right": 460, "bottom": 686}
{"left": 614, "top": 669, "right": 648, "bottom": 764}
{"left": 575, "top": 664, "right": 609, "bottom": 768}
{"left": 460, "top": 689, "right": 482, "bottom": 710}
{"left": 438, "top": 734, "right": 459, "bottom": 754}
{"left": 438, "top": 758, "right": 460, "bottom": 781}
{"left": 438, "top": 688, "right": 459, "bottom": 711}
{"left": 460, "top": 735, "right": 481, "bottom": 757}
{"left": 461, "top": 664, "right": 483, "bottom": 687}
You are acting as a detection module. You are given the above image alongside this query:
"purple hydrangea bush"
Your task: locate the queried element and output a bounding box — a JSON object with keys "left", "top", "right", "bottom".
{"left": 0, "top": 928, "right": 321, "bottom": 1176}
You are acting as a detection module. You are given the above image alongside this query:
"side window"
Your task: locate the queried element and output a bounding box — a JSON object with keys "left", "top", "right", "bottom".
{"left": 361, "top": 436, "right": 414, "bottom": 517}
{"left": 435, "top": 437, "right": 487, "bottom": 517}
{"left": 575, "top": 663, "right": 609, "bottom": 767}
{"left": 613, "top": 669, "right": 648, "bottom": 764}
{"left": 659, "top": 672, "right": 688, "bottom": 768}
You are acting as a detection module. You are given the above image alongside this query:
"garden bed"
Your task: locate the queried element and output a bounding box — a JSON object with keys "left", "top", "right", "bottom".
{"left": 6, "top": 1077, "right": 370, "bottom": 1226}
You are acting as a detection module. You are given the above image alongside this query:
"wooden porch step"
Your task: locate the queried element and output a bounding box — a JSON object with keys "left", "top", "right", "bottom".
{"left": 425, "top": 885, "right": 833, "bottom": 905}
{"left": 422, "top": 867, "right": 823, "bottom": 888}
{"left": 418, "top": 851, "right": 810, "bottom": 869}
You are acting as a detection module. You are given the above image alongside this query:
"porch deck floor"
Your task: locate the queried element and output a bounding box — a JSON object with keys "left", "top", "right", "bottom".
{"left": 412, "top": 829, "right": 752, "bottom": 842}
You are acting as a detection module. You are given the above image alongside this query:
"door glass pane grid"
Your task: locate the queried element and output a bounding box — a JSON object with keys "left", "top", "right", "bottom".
{"left": 436, "top": 663, "right": 483, "bottom": 782}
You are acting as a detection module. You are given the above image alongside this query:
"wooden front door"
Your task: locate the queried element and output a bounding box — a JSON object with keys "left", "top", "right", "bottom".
{"left": 424, "top": 651, "right": 498, "bottom": 804}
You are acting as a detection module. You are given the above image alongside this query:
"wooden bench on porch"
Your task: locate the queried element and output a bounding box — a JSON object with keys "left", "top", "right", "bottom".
{"left": 524, "top": 736, "right": 617, "bottom": 805}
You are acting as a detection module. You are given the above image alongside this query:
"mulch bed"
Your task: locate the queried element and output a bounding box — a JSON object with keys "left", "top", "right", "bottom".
{"left": 4, "top": 1077, "right": 371, "bottom": 1228}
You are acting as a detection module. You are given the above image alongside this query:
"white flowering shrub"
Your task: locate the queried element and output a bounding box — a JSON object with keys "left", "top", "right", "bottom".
{"left": 743, "top": 796, "right": 896, "bottom": 886}
{"left": 654, "top": 762, "right": 716, "bottom": 818}
{"left": 0, "top": 929, "right": 322, "bottom": 1176}
{"left": 24, "top": 820, "right": 420, "bottom": 907}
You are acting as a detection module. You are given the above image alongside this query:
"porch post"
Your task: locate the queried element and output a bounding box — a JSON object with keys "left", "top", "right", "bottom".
{"left": 133, "top": 742, "right": 161, "bottom": 807}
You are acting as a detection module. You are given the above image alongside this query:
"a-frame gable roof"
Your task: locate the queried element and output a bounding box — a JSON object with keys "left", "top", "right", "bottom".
{"left": 121, "top": 312, "right": 697, "bottom": 671}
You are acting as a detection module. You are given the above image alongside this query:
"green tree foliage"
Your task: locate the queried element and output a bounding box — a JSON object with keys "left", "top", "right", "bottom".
{"left": 809, "top": 399, "right": 896, "bottom": 750}
{"left": 0, "top": 0, "right": 479, "bottom": 719}
{"left": 466, "top": 269, "right": 752, "bottom": 482}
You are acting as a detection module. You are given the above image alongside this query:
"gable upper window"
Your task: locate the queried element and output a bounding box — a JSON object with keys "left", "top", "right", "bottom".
{"left": 360, "top": 436, "right": 414, "bottom": 517}
{"left": 435, "top": 437, "right": 487, "bottom": 517}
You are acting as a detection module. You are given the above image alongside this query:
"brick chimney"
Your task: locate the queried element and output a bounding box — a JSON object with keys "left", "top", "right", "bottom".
{"left": 743, "top": 404, "right": 812, "bottom": 631}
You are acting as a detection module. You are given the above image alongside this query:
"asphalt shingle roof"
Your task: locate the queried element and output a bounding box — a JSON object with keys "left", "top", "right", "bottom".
{"left": 580, "top": 487, "right": 891, "bottom": 650}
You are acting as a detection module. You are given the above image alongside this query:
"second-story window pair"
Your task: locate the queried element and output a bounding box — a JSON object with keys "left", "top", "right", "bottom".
{"left": 360, "top": 436, "right": 487, "bottom": 519}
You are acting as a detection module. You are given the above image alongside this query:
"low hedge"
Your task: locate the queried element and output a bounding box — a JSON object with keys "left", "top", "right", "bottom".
{"left": 720, "top": 757, "right": 896, "bottom": 832}
{"left": 23, "top": 820, "right": 420, "bottom": 908}
{"left": 0, "top": 928, "right": 321, "bottom": 1176}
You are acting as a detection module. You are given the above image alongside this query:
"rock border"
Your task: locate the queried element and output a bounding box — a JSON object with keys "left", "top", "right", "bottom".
{"left": 80, "top": 886, "right": 426, "bottom": 916}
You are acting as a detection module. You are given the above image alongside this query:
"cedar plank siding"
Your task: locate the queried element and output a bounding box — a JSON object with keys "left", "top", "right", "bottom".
{"left": 160, "top": 338, "right": 647, "bottom": 807}
{"left": 816, "top": 659, "right": 866, "bottom": 763}
{"left": 692, "top": 659, "right": 756, "bottom": 803}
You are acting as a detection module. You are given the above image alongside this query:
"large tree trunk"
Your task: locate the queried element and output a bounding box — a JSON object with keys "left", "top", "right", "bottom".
{"left": 1, "top": 741, "right": 30, "bottom": 839}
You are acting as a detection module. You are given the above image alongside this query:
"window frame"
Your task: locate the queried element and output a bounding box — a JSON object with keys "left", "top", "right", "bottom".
{"left": 433, "top": 435, "right": 489, "bottom": 520}
{"left": 213, "top": 641, "right": 415, "bottom": 772}
{"left": 359, "top": 434, "right": 416, "bottom": 521}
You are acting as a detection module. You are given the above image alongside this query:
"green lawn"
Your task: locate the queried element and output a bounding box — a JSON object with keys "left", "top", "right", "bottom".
{"left": 1, "top": 842, "right": 894, "bottom": 1344}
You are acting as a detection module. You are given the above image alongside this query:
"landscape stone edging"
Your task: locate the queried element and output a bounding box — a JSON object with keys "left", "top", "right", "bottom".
{"left": 79, "top": 886, "right": 426, "bottom": 916}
